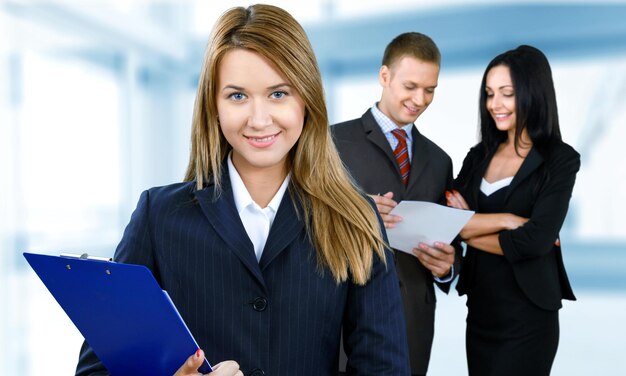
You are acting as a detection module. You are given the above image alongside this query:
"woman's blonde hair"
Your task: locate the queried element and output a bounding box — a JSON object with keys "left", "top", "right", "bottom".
{"left": 184, "top": 4, "right": 387, "bottom": 285}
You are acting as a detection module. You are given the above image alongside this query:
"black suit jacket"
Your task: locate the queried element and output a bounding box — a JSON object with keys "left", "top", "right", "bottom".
{"left": 75, "top": 166, "right": 410, "bottom": 375}
{"left": 453, "top": 141, "right": 579, "bottom": 310}
{"left": 332, "top": 109, "right": 461, "bottom": 375}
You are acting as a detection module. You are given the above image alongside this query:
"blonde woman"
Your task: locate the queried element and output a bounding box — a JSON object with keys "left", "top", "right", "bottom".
{"left": 75, "top": 4, "right": 410, "bottom": 376}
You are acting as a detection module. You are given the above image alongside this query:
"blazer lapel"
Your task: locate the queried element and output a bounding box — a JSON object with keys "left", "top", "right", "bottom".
{"left": 406, "top": 127, "right": 429, "bottom": 191}
{"left": 469, "top": 148, "right": 496, "bottom": 209}
{"left": 194, "top": 174, "right": 266, "bottom": 288}
{"left": 504, "top": 147, "right": 543, "bottom": 202}
{"left": 362, "top": 110, "right": 400, "bottom": 177}
{"left": 259, "top": 190, "right": 306, "bottom": 270}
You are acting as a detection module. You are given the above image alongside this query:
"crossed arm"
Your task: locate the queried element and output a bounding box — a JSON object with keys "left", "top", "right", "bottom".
{"left": 445, "top": 190, "right": 528, "bottom": 256}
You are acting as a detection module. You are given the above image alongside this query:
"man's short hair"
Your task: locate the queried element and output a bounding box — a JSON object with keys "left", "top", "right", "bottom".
{"left": 382, "top": 32, "right": 441, "bottom": 67}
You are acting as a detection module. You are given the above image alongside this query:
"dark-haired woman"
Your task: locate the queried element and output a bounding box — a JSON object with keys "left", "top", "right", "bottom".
{"left": 447, "top": 45, "right": 580, "bottom": 375}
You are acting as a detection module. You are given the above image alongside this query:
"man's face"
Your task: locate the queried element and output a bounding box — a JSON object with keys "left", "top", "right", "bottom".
{"left": 377, "top": 56, "right": 439, "bottom": 126}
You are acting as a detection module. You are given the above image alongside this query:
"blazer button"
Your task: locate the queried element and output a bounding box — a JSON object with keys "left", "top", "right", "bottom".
{"left": 249, "top": 369, "right": 265, "bottom": 376}
{"left": 252, "top": 297, "right": 267, "bottom": 311}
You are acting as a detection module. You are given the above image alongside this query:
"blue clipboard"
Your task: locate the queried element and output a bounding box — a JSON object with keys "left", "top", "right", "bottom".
{"left": 23, "top": 252, "right": 212, "bottom": 376}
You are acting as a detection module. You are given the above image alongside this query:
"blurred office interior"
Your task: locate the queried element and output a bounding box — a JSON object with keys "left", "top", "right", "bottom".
{"left": 1, "top": 0, "right": 625, "bottom": 374}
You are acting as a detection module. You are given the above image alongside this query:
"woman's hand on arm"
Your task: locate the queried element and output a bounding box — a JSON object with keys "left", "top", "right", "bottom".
{"left": 174, "top": 349, "right": 242, "bottom": 376}
{"left": 457, "top": 212, "right": 528, "bottom": 240}
{"left": 446, "top": 190, "right": 528, "bottom": 239}
{"left": 446, "top": 190, "right": 470, "bottom": 210}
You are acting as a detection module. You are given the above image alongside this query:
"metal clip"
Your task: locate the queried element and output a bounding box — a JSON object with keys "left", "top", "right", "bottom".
{"left": 60, "top": 252, "right": 113, "bottom": 262}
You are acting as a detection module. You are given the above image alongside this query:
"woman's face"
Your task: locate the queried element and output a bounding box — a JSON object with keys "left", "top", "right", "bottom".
{"left": 216, "top": 49, "right": 305, "bottom": 178}
{"left": 485, "top": 65, "right": 517, "bottom": 133}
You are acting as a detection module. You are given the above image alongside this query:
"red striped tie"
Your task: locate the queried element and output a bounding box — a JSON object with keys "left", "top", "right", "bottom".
{"left": 391, "top": 129, "right": 410, "bottom": 186}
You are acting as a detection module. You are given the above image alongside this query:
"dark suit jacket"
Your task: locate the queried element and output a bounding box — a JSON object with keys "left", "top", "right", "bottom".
{"left": 332, "top": 109, "right": 461, "bottom": 375}
{"left": 75, "top": 167, "right": 410, "bottom": 376}
{"left": 453, "top": 141, "right": 580, "bottom": 310}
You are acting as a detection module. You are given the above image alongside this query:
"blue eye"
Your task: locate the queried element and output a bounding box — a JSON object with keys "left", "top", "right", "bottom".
{"left": 270, "top": 91, "right": 287, "bottom": 99}
{"left": 229, "top": 92, "right": 246, "bottom": 101}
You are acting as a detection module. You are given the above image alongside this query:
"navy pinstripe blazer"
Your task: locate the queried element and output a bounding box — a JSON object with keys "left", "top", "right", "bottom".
{"left": 75, "top": 166, "right": 410, "bottom": 376}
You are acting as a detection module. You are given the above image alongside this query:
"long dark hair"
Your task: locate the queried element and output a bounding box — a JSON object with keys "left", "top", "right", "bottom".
{"left": 478, "top": 45, "right": 562, "bottom": 156}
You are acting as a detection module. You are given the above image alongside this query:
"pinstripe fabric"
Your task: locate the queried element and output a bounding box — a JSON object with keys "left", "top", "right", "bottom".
{"left": 75, "top": 166, "right": 410, "bottom": 376}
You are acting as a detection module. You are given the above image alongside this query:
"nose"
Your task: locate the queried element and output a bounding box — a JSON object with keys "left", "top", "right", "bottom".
{"left": 248, "top": 100, "right": 272, "bottom": 129}
{"left": 412, "top": 89, "right": 426, "bottom": 106}
{"left": 489, "top": 93, "right": 502, "bottom": 110}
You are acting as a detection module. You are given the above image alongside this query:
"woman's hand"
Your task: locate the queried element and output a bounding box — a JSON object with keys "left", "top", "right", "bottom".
{"left": 446, "top": 190, "right": 469, "bottom": 210}
{"left": 174, "top": 349, "right": 242, "bottom": 376}
{"left": 209, "top": 361, "right": 243, "bottom": 376}
{"left": 447, "top": 190, "right": 530, "bottom": 239}
{"left": 503, "top": 213, "right": 529, "bottom": 230}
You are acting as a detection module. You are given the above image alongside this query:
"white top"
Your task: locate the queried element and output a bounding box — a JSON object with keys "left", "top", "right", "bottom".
{"left": 227, "top": 153, "right": 290, "bottom": 261}
{"left": 480, "top": 176, "right": 514, "bottom": 196}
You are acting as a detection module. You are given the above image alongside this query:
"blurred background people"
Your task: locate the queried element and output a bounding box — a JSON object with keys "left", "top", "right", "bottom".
{"left": 332, "top": 32, "right": 459, "bottom": 376}
{"left": 447, "top": 45, "right": 579, "bottom": 375}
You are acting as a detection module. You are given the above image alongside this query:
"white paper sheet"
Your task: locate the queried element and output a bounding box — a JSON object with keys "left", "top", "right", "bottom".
{"left": 385, "top": 201, "right": 474, "bottom": 254}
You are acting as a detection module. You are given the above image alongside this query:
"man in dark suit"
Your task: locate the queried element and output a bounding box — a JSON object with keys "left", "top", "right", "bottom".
{"left": 332, "top": 32, "right": 461, "bottom": 376}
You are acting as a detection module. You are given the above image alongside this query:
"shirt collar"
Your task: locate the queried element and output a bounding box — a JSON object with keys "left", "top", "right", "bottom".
{"left": 371, "top": 103, "right": 414, "bottom": 138}
{"left": 227, "top": 152, "right": 290, "bottom": 214}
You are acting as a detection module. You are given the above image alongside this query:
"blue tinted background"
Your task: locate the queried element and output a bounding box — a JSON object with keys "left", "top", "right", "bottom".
{"left": 1, "top": 1, "right": 625, "bottom": 374}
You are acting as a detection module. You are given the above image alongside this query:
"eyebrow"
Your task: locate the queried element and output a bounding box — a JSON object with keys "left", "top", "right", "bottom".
{"left": 486, "top": 85, "right": 514, "bottom": 90}
{"left": 221, "top": 83, "right": 292, "bottom": 92}
{"left": 222, "top": 84, "right": 244, "bottom": 92}
{"left": 404, "top": 81, "right": 437, "bottom": 88}
{"left": 268, "top": 83, "right": 292, "bottom": 90}
{"left": 485, "top": 85, "right": 515, "bottom": 91}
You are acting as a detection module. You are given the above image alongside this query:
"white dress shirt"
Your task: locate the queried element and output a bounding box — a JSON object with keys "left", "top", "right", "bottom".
{"left": 371, "top": 103, "right": 414, "bottom": 161}
{"left": 227, "top": 153, "right": 290, "bottom": 261}
{"left": 371, "top": 104, "right": 454, "bottom": 283}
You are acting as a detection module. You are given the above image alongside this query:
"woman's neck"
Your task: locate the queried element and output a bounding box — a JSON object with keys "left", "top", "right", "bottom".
{"left": 505, "top": 129, "right": 532, "bottom": 157}
{"left": 238, "top": 165, "right": 288, "bottom": 208}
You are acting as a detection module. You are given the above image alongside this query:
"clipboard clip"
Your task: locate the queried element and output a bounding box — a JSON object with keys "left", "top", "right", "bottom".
{"left": 60, "top": 252, "right": 113, "bottom": 262}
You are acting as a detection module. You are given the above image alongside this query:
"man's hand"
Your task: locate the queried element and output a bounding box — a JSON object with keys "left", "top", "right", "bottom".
{"left": 412, "top": 241, "right": 455, "bottom": 278}
{"left": 369, "top": 191, "right": 402, "bottom": 229}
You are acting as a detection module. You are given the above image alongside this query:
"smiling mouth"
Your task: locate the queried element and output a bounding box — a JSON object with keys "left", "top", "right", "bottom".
{"left": 245, "top": 133, "right": 279, "bottom": 142}
{"left": 243, "top": 132, "right": 280, "bottom": 146}
{"left": 494, "top": 113, "right": 511, "bottom": 119}
{"left": 405, "top": 104, "right": 420, "bottom": 113}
